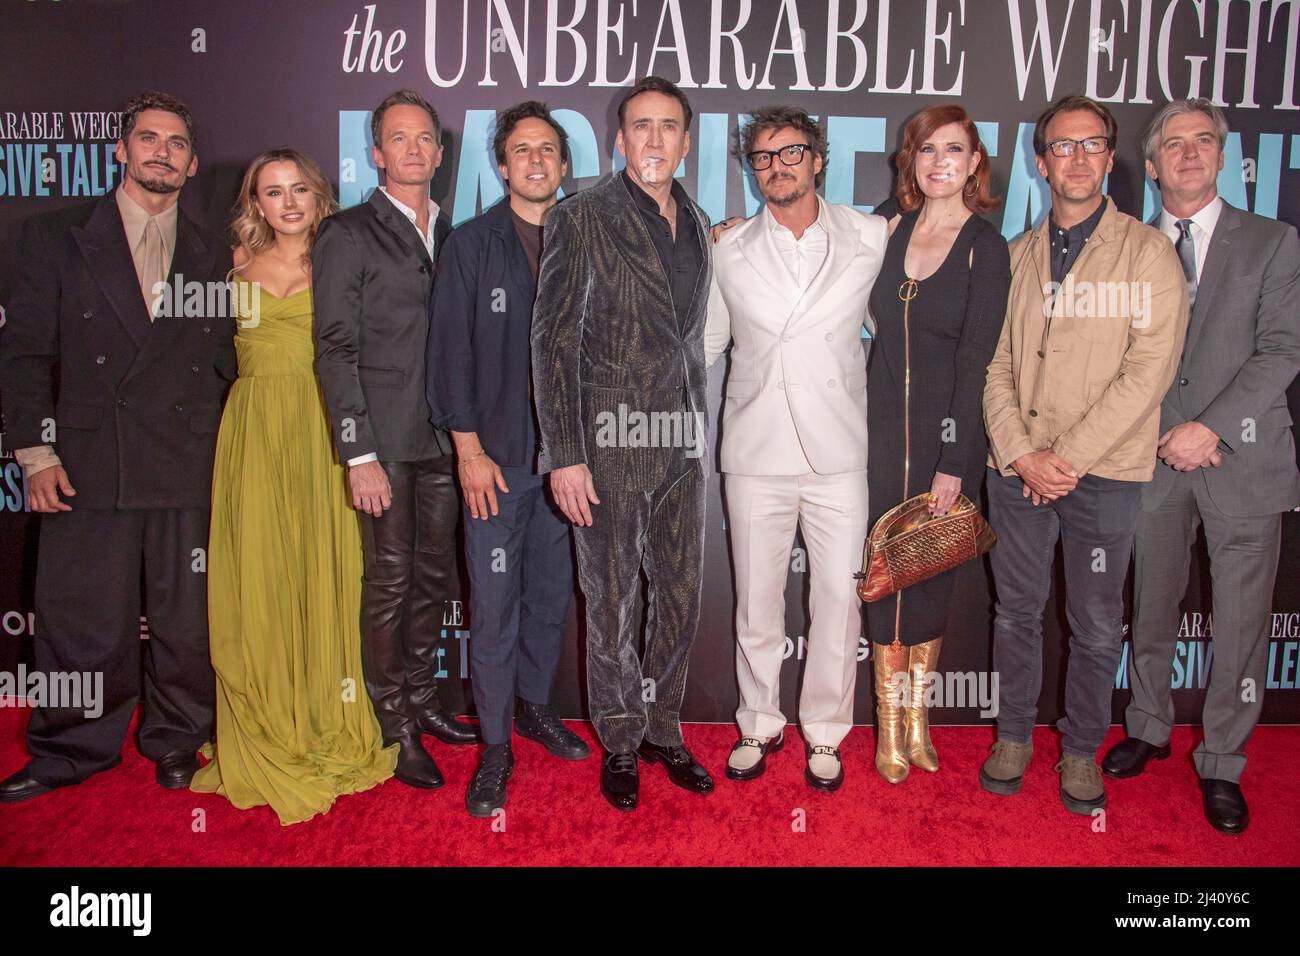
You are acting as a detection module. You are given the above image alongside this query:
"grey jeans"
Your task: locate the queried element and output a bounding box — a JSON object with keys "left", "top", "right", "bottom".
{"left": 986, "top": 467, "right": 1142, "bottom": 757}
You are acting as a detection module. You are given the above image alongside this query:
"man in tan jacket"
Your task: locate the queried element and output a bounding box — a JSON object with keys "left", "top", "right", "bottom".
{"left": 979, "top": 95, "right": 1189, "bottom": 815}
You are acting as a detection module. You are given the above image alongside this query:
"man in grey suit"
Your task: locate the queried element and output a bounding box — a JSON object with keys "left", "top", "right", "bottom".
{"left": 531, "top": 76, "right": 714, "bottom": 812}
{"left": 1103, "top": 98, "right": 1300, "bottom": 834}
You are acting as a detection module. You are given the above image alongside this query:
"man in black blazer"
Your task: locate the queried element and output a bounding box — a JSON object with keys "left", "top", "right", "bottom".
{"left": 1104, "top": 99, "right": 1300, "bottom": 834}
{"left": 312, "top": 89, "right": 479, "bottom": 791}
{"left": 0, "top": 93, "right": 234, "bottom": 802}
{"left": 428, "top": 101, "right": 590, "bottom": 818}
{"left": 531, "top": 77, "right": 715, "bottom": 811}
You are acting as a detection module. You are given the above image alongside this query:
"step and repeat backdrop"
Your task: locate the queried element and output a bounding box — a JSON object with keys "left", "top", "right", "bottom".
{"left": 1, "top": 0, "right": 1298, "bottom": 725}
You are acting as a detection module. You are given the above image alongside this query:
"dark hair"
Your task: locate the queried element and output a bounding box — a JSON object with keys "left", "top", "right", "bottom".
{"left": 492, "top": 101, "right": 571, "bottom": 167}
{"left": 616, "top": 75, "right": 693, "bottom": 131}
{"left": 121, "top": 92, "right": 197, "bottom": 152}
{"left": 894, "top": 105, "right": 1000, "bottom": 214}
{"left": 1033, "top": 94, "right": 1118, "bottom": 155}
{"left": 733, "top": 106, "right": 828, "bottom": 187}
{"left": 370, "top": 89, "right": 440, "bottom": 147}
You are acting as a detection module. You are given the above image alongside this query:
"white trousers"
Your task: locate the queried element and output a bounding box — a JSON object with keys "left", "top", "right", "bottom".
{"left": 725, "top": 470, "right": 870, "bottom": 747}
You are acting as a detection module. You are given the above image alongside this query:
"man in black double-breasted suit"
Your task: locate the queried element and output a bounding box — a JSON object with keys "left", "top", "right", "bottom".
{"left": 312, "top": 89, "right": 480, "bottom": 791}
{"left": 0, "top": 93, "right": 235, "bottom": 802}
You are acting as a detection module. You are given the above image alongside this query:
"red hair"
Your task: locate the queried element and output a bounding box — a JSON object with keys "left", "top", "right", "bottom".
{"left": 895, "top": 105, "right": 999, "bottom": 214}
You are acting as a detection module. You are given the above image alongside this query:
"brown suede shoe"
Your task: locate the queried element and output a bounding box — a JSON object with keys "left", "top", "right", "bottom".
{"left": 979, "top": 739, "right": 1033, "bottom": 796}
{"left": 1056, "top": 754, "right": 1107, "bottom": 815}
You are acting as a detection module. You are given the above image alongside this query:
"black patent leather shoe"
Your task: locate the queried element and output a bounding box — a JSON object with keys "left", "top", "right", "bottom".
{"left": 1201, "top": 778, "right": 1249, "bottom": 834}
{"left": 1101, "top": 737, "right": 1171, "bottom": 779}
{"left": 636, "top": 740, "right": 714, "bottom": 795}
{"left": 466, "top": 744, "right": 514, "bottom": 818}
{"left": 156, "top": 750, "right": 200, "bottom": 789}
{"left": 417, "top": 712, "right": 482, "bottom": 745}
{"left": 0, "top": 766, "right": 55, "bottom": 804}
{"left": 390, "top": 735, "right": 445, "bottom": 790}
{"left": 601, "top": 751, "right": 638, "bottom": 811}
{"left": 804, "top": 744, "right": 845, "bottom": 792}
{"left": 725, "top": 732, "right": 785, "bottom": 782}
{"left": 516, "top": 700, "right": 590, "bottom": 760}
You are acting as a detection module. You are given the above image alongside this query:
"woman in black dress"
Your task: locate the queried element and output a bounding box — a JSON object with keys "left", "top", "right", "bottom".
{"left": 866, "top": 106, "right": 1011, "bottom": 783}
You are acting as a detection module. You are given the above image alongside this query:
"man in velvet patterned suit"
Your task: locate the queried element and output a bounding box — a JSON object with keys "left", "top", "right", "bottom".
{"left": 530, "top": 76, "right": 714, "bottom": 812}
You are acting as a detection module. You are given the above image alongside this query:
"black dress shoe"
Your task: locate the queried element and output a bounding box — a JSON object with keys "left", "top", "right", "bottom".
{"left": 601, "top": 751, "right": 638, "bottom": 811}
{"left": 636, "top": 740, "right": 714, "bottom": 794}
{"left": 1201, "top": 778, "right": 1249, "bottom": 834}
{"left": 804, "top": 744, "right": 845, "bottom": 792}
{"left": 516, "top": 700, "right": 590, "bottom": 760}
{"left": 1101, "top": 736, "right": 1171, "bottom": 779}
{"left": 466, "top": 744, "right": 514, "bottom": 818}
{"left": 156, "top": 750, "right": 200, "bottom": 789}
{"left": 0, "top": 767, "right": 54, "bottom": 804}
{"left": 725, "top": 732, "right": 785, "bottom": 781}
{"left": 389, "top": 735, "right": 445, "bottom": 790}
{"left": 0, "top": 754, "right": 123, "bottom": 804}
{"left": 417, "top": 712, "right": 482, "bottom": 745}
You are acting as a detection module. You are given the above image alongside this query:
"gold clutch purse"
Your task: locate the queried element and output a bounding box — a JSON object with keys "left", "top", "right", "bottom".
{"left": 855, "top": 492, "right": 997, "bottom": 603}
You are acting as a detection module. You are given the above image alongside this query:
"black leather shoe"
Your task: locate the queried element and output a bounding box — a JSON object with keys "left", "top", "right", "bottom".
{"left": 390, "top": 735, "right": 445, "bottom": 790}
{"left": 516, "top": 700, "right": 590, "bottom": 760}
{"left": 804, "top": 744, "right": 845, "bottom": 792}
{"left": 466, "top": 744, "right": 514, "bottom": 818}
{"left": 0, "top": 767, "right": 54, "bottom": 803}
{"left": 0, "top": 754, "right": 123, "bottom": 803}
{"left": 636, "top": 740, "right": 714, "bottom": 794}
{"left": 1201, "top": 778, "right": 1249, "bottom": 834}
{"left": 601, "top": 751, "right": 638, "bottom": 811}
{"left": 725, "top": 732, "right": 785, "bottom": 781}
{"left": 156, "top": 750, "right": 200, "bottom": 789}
{"left": 1101, "top": 736, "right": 1171, "bottom": 779}
{"left": 417, "top": 712, "right": 482, "bottom": 745}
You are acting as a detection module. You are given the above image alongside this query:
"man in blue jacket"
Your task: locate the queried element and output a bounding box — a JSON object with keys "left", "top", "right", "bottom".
{"left": 427, "top": 101, "right": 589, "bottom": 817}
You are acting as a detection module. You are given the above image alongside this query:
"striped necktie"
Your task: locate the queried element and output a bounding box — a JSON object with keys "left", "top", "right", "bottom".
{"left": 1175, "top": 218, "right": 1198, "bottom": 307}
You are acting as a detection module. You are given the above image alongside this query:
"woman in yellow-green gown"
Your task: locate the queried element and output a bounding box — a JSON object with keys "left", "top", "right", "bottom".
{"left": 191, "top": 148, "right": 395, "bottom": 824}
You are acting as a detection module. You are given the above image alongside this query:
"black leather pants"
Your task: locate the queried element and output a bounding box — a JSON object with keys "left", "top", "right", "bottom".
{"left": 358, "top": 456, "right": 458, "bottom": 740}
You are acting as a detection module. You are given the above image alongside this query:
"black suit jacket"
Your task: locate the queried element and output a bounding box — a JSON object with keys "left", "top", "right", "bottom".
{"left": 530, "top": 174, "right": 712, "bottom": 492}
{"left": 312, "top": 188, "right": 453, "bottom": 464}
{"left": 426, "top": 197, "right": 539, "bottom": 469}
{"left": 0, "top": 193, "right": 235, "bottom": 510}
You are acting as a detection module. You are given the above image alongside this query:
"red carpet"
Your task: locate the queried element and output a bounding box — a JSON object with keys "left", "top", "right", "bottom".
{"left": 1, "top": 705, "right": 1296, "bottom": 866}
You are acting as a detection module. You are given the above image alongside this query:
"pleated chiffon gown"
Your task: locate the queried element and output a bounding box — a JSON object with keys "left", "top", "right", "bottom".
{"left": 191, "top": 277, "right": 396, "bottom": 824}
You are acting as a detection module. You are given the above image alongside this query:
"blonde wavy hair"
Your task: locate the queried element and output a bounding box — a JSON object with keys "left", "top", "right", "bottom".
{"left": 230, "top": 147, "right": 337, "bottom": 270}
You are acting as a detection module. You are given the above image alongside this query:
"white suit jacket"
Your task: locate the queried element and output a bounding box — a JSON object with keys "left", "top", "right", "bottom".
{"left": 705, "top": 196, "right": 887, "bottom": 476}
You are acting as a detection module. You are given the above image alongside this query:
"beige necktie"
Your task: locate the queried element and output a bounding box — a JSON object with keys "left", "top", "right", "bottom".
{"left": 137, "top": 217, "right": 166, "bottom": 319}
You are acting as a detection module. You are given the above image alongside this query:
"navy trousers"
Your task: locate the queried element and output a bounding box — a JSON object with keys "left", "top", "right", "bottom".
{"left": 463, "top": 466, "right": 574, "bottom": 744}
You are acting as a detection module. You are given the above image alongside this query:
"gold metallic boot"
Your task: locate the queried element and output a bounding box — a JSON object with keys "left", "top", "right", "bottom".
{"left": 905, "top": 637, "right": 942, "bottom": 772}
{"left": 873, "top": 640, "right": 910, "bottom": 783}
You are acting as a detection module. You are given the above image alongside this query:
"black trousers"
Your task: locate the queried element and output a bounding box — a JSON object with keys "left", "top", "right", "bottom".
{"left": 358, "top": 456, "right": 458, "bottom": 740}
{"left": 575, "top": 458, "right": 706, "bottom": 754}
{"left": 27, "top": 507, "right": 214, "bottom": 786}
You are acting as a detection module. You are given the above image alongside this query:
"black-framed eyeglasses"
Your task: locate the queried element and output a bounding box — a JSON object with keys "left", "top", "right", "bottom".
{"left": 1041, "top": 137, "right": 1114, "bottom": 158}
{"left": 746, "top": 143, "right": 812, "bottom": 171}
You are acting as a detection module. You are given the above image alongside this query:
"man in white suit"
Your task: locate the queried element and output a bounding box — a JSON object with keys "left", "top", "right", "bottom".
{"left": 705, "top": 106, "right": 887, "bottom": 790}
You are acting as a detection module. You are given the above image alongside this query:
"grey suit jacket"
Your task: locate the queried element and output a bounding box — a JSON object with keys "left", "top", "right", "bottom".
{"left": 530, "top": 173, "right": 712, "bottom": 492}
{"left": 1144, "top": 201, "right": 1300, "bottom": 516}
{"left": 311, "top": 188, "right": 453, "bottom": 464}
